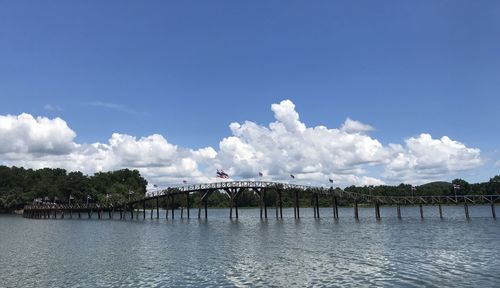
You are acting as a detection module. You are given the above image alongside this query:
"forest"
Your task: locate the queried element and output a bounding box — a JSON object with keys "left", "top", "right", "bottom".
{"left": 0, "top": 166, "right": 147, "bottom": 212}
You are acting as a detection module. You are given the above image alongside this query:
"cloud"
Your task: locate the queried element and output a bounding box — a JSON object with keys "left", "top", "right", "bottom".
{"left": 384, "top": 134, "right": 483, "bottom": 183}
{"left": 87, "top": 101, "right": 138, "bottom": 114}
{"left": 43, "top": 104, "right": 63, "bottom": 111}
{"left": 0, "top": 113, "right": 76, "bottom": 156}
{"left": 0, "top": 100, "right": 484, "bottom": 187}
{"left": 341, "top": 118, "right": 374, "bottom": 134}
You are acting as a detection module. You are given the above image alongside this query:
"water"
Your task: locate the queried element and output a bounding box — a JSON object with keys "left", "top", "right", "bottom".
{"left": 1, "top": 206, "right": 499, "bottom": 287}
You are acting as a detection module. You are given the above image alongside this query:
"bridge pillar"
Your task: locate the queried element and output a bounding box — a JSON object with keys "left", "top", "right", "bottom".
{"left": 258, "top": 189, "right": 263, "bottom": 219}
{"left": 316, "top": 193, "right": 320, "bottom": 219}
{"left": 332, "top": 196, "right": 339, "bottom": 219}
{"left": 263, "top": 189, "right": 267, "bottom": 219}
{"left": 397, "top": 204, "right": 401, "bottom": 219}
{"left": 166, "top": 197, "right": 169, "bottom": 219}
{"left": 204, "top": 196, "right": 208, "bottom": 219}
{"left": 419, "top": 204, "right": 423, "bottom": 219}
{"left": 143, "top": 200, "right": 146, "bottom": 220}
{"left": 156, "top": 197, "right": 159, "bottom": 219}
{"left": 171, "top": 195, "right": 175, "bottom": 219}
{"left": 313, "top": 195, "right": 317, "bottom": 219}
{"left": 186, "top": 192, "right": 190, "bottom": 219}
{"left": 130, "top": 204, "right": 134, "bottom": 220}
{"left": 354, "top": 200, "right": 359, "bottom": 220}
{"left": 492, "top": 203, "right": 496, "bottom": 219}
{"left": 374, "top": 202, "right": 381, "bottom": 220}
{"left": 294, "top": 190, "right": 300, "bottom": 219}
{"left": 275, "top": 193, "right": 279, "bottom": 219}
{"left": 438, "top": 203, "right": 443, "bottom": 219}
{"left": 464, "top": 202, "right": 470, "bottom": 219}
{"left": 235, "top": 191, "right": 239, "bottom": 219}
{"left": 278, "top": 189, "right": 283, "bottom": 219}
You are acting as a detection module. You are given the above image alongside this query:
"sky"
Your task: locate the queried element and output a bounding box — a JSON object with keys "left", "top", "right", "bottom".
{"left": 0, "top": 1, "right": 499, "bottom": 188}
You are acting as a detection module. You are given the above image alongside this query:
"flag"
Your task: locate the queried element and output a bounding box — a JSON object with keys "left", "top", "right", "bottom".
{"left": 411, "top": 186, "right": 417, "bottom": 191}
{"left": 128, "top": 191, "right": 135, "bottom": 195}
{"left": 54, "top": 196, "right": 59, "bottom": 202}
{"left": 453, "top": 184, "right": 461, "bottom": 190}
{"left": 153, "top": 184, "right": 158, "bottom": 188}
{"left": 216, "top": 169, "right": 229, "bottom": 179}
{"left": 106, "top": 194, "right": 110, "bottom": 199}
{"left": 69, "top": 195, "right": 74, "bottom": 200}
{"left": 259, "top": 172, "right": 263, "bottom": 177}
{"left": 87, "top": 195, "right": 92, "bottom": 199}
{"left": 183, "top": 180, "right": 188, "bottom": 184}
{"left": 290, "top": 174, "right": 295, "bottom": 179}
{"left": 329, "top": 178, "right": 334, "bottom": 183}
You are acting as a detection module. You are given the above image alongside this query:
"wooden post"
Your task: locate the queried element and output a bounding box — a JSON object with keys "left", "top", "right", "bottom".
{"left": 70, "top": 207, "right": 72, "bottom": 219}
{"left": 229, "top": 194, "right": 233, "bottom": 219}
{"left": 275, "top": 190, "right": 279, "bottom": 219}
{"left": 354, "top": 200, "right": 359, "bottom": 220}
{"left": 150, "top": 203, "right": 153, "bottom": 219}
{"left": 119, "top": 207, "right": 123, "bottom": 219}
{"left": 198, "top": 196, "right": 202, "bottom": 219}
{"left": 316, "top": 194, "right": 320, "bottom": 219}
{"left": 492, "top": 203, "right": 496, "bottom": 219}
{"left": 438, "top": 203, "right": 443, "bottom": 219}
{"left": 419, "top": 204, "right": 423, "bottom": 219}
{"left": 293, "top": 191, "right": 297, "bottom": 219}
{"left": 397, "top": 204, "right": 401, "bottom": 219}
{"left": 375, "top": 202, "right": 380, "bottom": 220}
{"left": 264, "top": 189, "right": 267, "bottom": 219}
{"left": 204, "top": 197, "right": 208, "bottom": 219}
{"left": 279, "top": 189, "right": 283, "bottom": 219}
{"left": 186, "top": 192, "right": 190, "bottom": 219}
{"left": 78, "top": 210, "right": 81, "bottom": 219}
{"left": 295, "top": 190, "right": 300, "bottom": 219}
{"left": 259, "top": 190, "right": 263, "bottom": 219}
{"left": 143, "top": 200, "right": 146, "bottom": 220}
{"left": 130, "top": 204, "right": 134, "bottom": 219}
{"left": 333, "top": 196, "right": 339, "bottom": 219}
{"left": 235, "top": 191, "right": 239, "bottom": 219}
{"left": 156, "top": 197, "right": 159, "bottom": 219}
{"left": 171, "top": 195, "right": 175, "bottom": 219}
{"left": 464, "top": 202, "right": 470, "bottom": 219}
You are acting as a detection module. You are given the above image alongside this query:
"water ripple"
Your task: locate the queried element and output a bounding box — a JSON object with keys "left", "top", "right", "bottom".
{"left": 1, "top": 206, "right": 499, "bottom": 287}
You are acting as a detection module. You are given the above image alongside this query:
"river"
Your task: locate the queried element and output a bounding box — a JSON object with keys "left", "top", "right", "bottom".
{"left": 1, "top": 205, "right": 499, "bottom": 287}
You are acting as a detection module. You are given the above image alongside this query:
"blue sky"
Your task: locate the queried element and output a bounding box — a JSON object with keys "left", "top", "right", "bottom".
{"left": 0, "top": 1, "right": 499, "bottom": 186}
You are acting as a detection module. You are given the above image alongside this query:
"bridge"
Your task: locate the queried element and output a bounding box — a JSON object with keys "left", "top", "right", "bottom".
{"left": 23, "top": 180, "right": 499, "bottom": 220}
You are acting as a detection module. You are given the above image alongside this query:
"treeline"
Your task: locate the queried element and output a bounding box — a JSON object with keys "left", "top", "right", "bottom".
{"left": 344, "top": 177, "right": 500, "bottom": 198}
{"left": 0, "top": 166, "right": 147, "bottom": 212}
{"left": 1, "top": 164, "right": 500, "bottom": 212}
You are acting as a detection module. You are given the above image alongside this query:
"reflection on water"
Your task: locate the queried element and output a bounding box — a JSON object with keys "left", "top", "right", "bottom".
{"left": 1, "top": 205, "right": 499, "bottom": 287}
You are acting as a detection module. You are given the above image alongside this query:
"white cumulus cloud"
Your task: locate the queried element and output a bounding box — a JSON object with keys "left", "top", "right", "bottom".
{"left": 0, "top": 101, "right": 484, "bottom": 187}
{"left": 384, "top": 133, "right": 482, "bottom": 183}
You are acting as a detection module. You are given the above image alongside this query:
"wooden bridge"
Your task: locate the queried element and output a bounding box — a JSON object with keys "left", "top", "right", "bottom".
{"left": 23, "top": 180, "right": 499, "bottom": 220}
